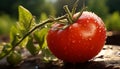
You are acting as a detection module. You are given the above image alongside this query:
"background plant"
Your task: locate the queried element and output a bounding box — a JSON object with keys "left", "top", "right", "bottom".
{"left": 0, "top": 6, "right": 58, "bottom": 65}
{"left": 0, "top": 0, "right": 120, "bottom": 66}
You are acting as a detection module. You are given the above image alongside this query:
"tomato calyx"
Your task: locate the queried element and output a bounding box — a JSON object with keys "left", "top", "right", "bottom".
{"left": 50, "top": 0, "right": 87, "bottom": 30}
{"left": 63, "top": 5, "right": 86, "bottom": 24}
{"left": 54, "top": 0, "right": 87, "bottom": 30}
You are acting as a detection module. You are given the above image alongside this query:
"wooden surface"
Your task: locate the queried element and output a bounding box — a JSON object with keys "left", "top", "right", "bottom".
{"left": 0, "top": 45, "right": 120, "bottom": 69}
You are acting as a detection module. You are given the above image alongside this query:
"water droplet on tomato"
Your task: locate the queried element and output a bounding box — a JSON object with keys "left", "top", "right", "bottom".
{"left": 88, "top": 17, "right": 90, "bottom": 20}
{"left": 69, "top": 26, "right": 72, "bottom": 29}
{"left": 90, "top": 46, "right": 94, "bottom": 50}
{"left": 81, "top": 37, "right": 84, "bottom": 40}
{"left": 87, "top": 20, "right": 89, "bottom": 23}
{"left": 78, "top": 41, "right": 81, "bottom": 43}
{"left": 72, "top": 40, "right": 75, "bottom": 43}
{"left": 88, "top": 38, "right": 92, "bottom": 40}
{"left": 94, "top": 20, "right": 97, "bottom": 23}
{"left": 99, "top": 26, "right": 102, "bottom": 29}
{"left": 72, "top": 23, "right": 78, "bottom": 27}
{"left": 99, "top": 30, "right": 102, "bottom": 33}
{"left": 83, "top": 24, "right": 87, "bottom": 27}
{"left": 79, "top": 33, "right": 81, "bottom": 36}
{"left": 96, "top": 26, "right": 99, "bottom": 29}
{"left": 64, "top": 46, "right": 67, "bottom": 50}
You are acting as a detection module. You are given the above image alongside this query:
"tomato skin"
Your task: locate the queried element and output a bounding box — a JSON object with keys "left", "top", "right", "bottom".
{"left": 47, "top": 11, "right": 106, "bottom": 63}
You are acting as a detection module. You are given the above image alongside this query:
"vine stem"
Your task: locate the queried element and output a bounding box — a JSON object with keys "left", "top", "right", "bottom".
{"left": 14, "top": 14, "right": 67, "bottom": 48}
{"left": 0, "top": 14, "right": 67, "bottom": 59}
{"left": 16, "top": 0, "right": 81, "bottom": 48}
{"left": 63, "top": 5, "right": 73, "bottom": 24}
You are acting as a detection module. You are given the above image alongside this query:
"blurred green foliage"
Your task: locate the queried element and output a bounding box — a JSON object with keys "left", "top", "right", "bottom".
{"left": 0, "top": 14, "right": 15, "bottom": 35}
{"left": 106, "top": 0, "right": 120, "bottom": 13}
{"left": 87, "top": 0, "right": 108, "bottom": 20}
{"left": 0, "top": 0, "right": 120, "bottom": 65}
{"left": 55, "top": 0, "right": 120, "bottom": 31}
{"left": 0, "top": 0, "right": 55, "bottom": 17}
{"left": 0, "top": 0, "right": 55, "bottom": 35}
{"left": 105, "top": 12, "right": 120, "bottom": 31}
{"left": 0, "top": 0, "right": 120, "bottom": 35}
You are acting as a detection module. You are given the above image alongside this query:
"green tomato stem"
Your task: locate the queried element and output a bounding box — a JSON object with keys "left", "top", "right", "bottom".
{"left": 63, "top": 5, "right": 73, "bottom": 24}
{"left": 73, "top": 7, "right": 87, "bottom": 22}
{"left": 0, "top": 14, "right": 67, "bottom": 60}
{"left": 13, "top": 14, "right": 67, "bottom": 49}
{"left": 72, "top": 0, "right": 79, "bottom": 16}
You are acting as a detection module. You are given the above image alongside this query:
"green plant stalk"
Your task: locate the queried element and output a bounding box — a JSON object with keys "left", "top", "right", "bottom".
{"left": 0, "top": 0, "right": 85, "bottom": 59}
{"left": 63, "top": 5, "right": 73, "bottom": 24}
{"left": 0, "top": 14, "right": 67, "bottom": 58}
{"left": 73, "top": 7, "right": 87, "bottom": 22}
{"left": 12, "top": 14, "right": 67, "bottom": 50}
{"left": 72, "top": 0, "right": 79, "bottom": 16}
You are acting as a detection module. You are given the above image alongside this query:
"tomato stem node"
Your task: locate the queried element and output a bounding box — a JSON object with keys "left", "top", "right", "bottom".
{"left": 73, "top": 7, "right": 87, "bottom": 22}
{"left": 63, "top": 5, "right": 73, "bottom": 24}
{"left": 72, "top": 0, "right": 79, "bottom": 16}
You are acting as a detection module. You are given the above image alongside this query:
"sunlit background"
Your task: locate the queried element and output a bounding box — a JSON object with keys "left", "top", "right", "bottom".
{"left": 0, "top": 0, "right": 120, "bottom": 35}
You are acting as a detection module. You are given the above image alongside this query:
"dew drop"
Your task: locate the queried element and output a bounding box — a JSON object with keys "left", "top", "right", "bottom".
{"left": 87, "top": 20, "right": 89, "bottom": 23}
{"left": 81, "top": 37, "right": 84, "bottom": 40}
{"left": 90, "top": 46, "right": 94, "bottom": 50}
{"left": 96, "top": 26, "right": 99, "bottom": 29}
{"left": 69, "top": 26, "right": 72, "bottom": 29}
{"left": 94, "top": 20, "right": 97, "bottom": 23}
{"left": 57, "top": 30, "right": 63, "bottom": 34}
{"left": 84, "top": 24, "right": 87, "bottom": 27}
{"left": 64, "top": 46, "right": 67, "bottom": 50}
{"left": 99, "top": 30, "right": 102, "bottom": 33}
{"left": 88, "top": 17, "right": 90, "bottom": 20}
{"left": 72, "top": 40, "right": 75, "bottom": 43}
{"left": 72, "top": 23, "right": 78, "bottom": 27}
{"left": 79, "top": 34, "right": 81, "bottom": 36}
{"left": 88, "top": 38, "right": 92, "bottom": 40}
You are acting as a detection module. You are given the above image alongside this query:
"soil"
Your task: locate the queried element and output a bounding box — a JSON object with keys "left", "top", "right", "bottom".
{"left": 0, "top": 31, "right": 120, "bottom": 69}
{"left": 0, "top": 45, "right": 120, "bottom": 69}
{"left": 106, "top": 31, "right": 120, "bottom": 45}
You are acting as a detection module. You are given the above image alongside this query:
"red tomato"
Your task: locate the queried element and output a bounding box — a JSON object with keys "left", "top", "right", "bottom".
{"left": 47, "top": 11, "right": 106, "bottom": 63}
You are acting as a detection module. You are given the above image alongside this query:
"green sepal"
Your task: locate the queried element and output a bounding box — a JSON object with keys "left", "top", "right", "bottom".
{"left": 18, "top": 5, "right": 35, "bottom": 36}
{"left": 7, "top": 51, "right": 22, "bottom": 66}
{"left": 41, "top": 47, "right": 57, "bottom": 62}
{"left": 0, "top": 44, "right": 12, "bottom": 59}
{"left": 10, "top": 26, "right": 20, "bottom": 46}
{"left": 26, "top": 36, "right": 40, "bottom": 55}
{"left": 34, "top": 28, "right": 48, "bottom": 49}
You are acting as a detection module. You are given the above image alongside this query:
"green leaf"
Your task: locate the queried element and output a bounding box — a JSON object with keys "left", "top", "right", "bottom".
{"left": 34, "top": 28, "right": 48, "bottom": 49}
{"left": 41, "top": 47, "right": 57, "bottom": 62}
{"left": 10, "top": 23, "right": 29, "bottom": 48}
{"left": 10, "top": 26, "right": 20, "bottom": 46}
{"left": 19, "top": 37, "right": 29, "bottom": 48}
{"left": 26, "top": 36, "right": 40, "bottom": 55}
{"left": 18, "top": 5, "right": 35, "bottom": 34}
{"left": 0, "top": 44, "right": 12, "bottom": 59}
{"left": 40, "top": 12, "right": 48, "bottom": 21}
{"left": 7, "top": 51, "right": 22, "bottom": 66}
